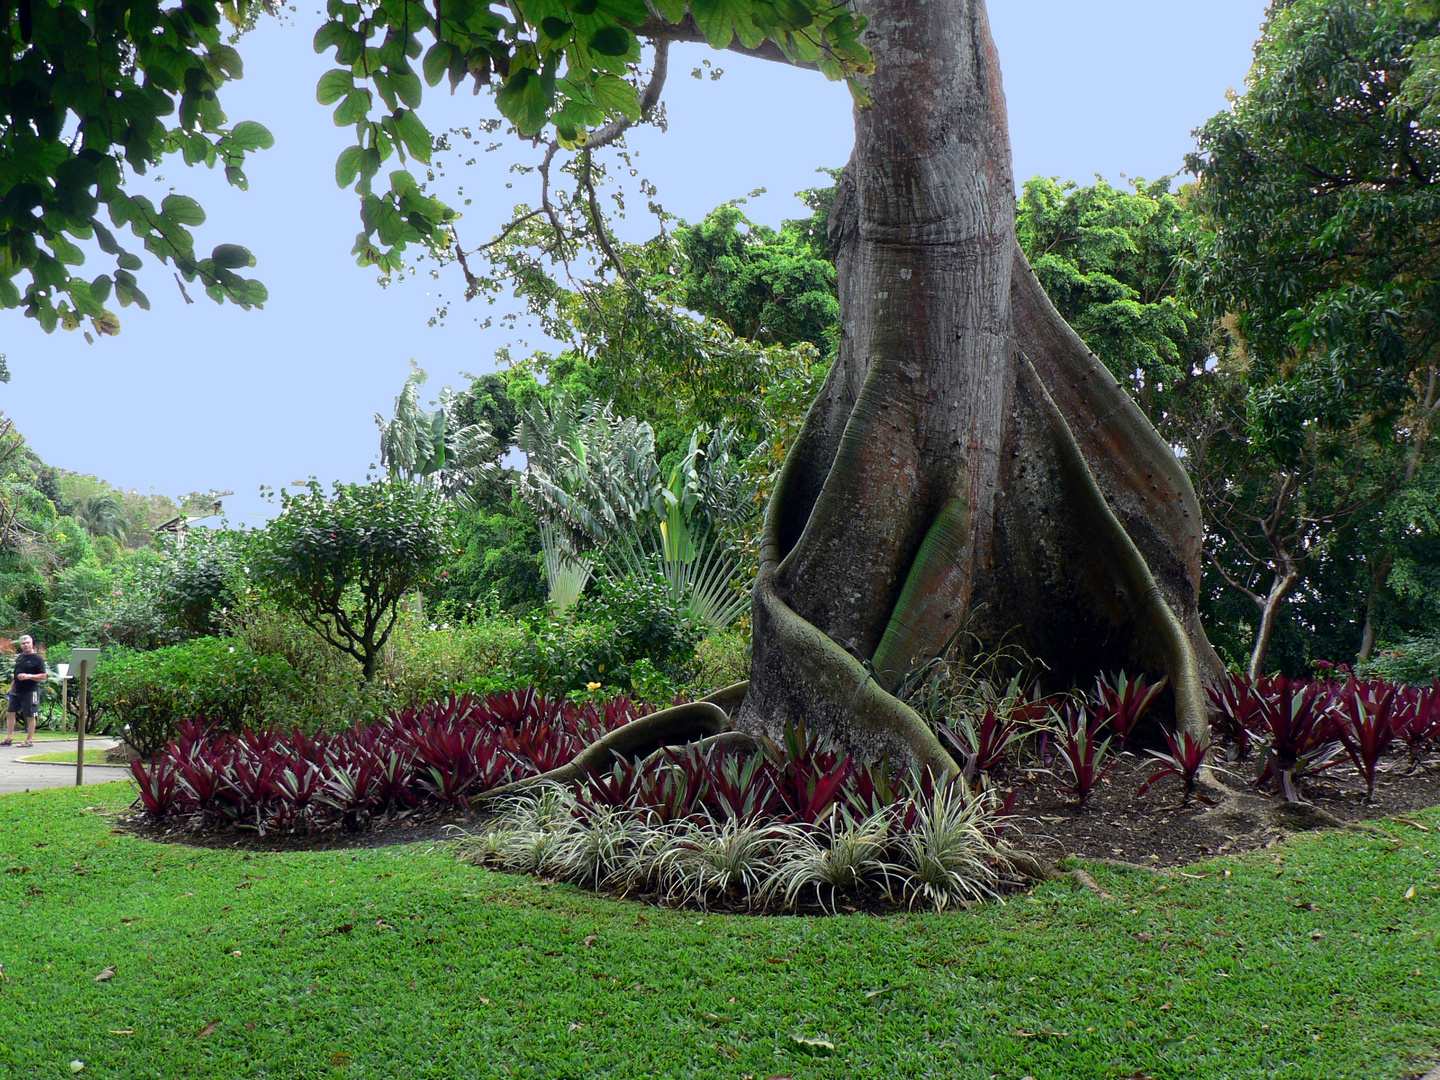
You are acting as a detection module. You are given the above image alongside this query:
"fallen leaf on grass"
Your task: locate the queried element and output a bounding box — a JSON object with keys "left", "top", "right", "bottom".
{"left": 863, "top": 987, "right": 894, "bottom": 999}
{"left": 568, "top": 1022, "right": 584, "bottom": 1033}
{"left": 1404, "top": 886, "right": 1416, "bottom": 901}
{"left": 69, "top": 1060, "right": 84, "bottom": 1073}
{"left": 93, "top": 966, "right": 115, "bottom": 983}
{"left": 583, "top": 934, "right": 598, "bottom": 948}
{"left": 5, "top": 866, "right": 29, "bottom": 875}
{"left": 788, "top": 1034, "right": 834, "bottom": 1055}
{"left": 107, "top": 1030, "right": 134, "bottom": 1036}
{"left": 329, "top": 1052, "right": 352, "bottom": 1067}
{"left": 1013, "top": 1030, "right": 1070, "bottom": 1039}
{"left": 230, "top": 950, "right": 242, "bottom": 957}
{"left": 195, "top": 1021, "right": 217, "bottom": 1039}
{"left": 323, "top": 924, "right": 355, "bottom": 937}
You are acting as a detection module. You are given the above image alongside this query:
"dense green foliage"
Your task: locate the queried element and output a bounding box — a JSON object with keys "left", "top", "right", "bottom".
{"left": 1018, "top": 175, "right": 1207, "bottom": 423}
{"left": 0, "top": 0, "right": 272, "bottom": 338}
{"left": 1189, "top": 0, "right": 1440, "bottom": 448}
{"left": 1184, "top": 0, "right": 1440, "bottom": 675}
{"left": 3, "top": 785, "right": 1439, "bottom": 1078}
{"left": 86, "top": 636, "right": 298, "bottom": 756}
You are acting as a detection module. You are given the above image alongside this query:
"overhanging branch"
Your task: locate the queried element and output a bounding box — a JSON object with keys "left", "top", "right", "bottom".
{"left": 636, "top": 15, "right": 819, "bottom": 72}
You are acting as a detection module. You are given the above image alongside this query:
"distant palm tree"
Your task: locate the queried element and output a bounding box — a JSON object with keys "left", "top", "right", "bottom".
{"left": 74, "top": 492, "right": 127, "bottom": 541}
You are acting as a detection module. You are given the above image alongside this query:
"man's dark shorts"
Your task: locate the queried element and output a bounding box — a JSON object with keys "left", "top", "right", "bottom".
{"left": 6, "top": 689, "right": 39, "bottom": 717}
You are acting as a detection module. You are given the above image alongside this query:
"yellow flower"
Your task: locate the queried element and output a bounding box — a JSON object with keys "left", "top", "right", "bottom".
{"left": 586, "top": 682, "right": 602, "bottom": 691}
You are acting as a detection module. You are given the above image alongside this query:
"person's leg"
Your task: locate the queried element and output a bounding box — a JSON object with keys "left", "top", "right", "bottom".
{"left": 3, "top": 708, "right": 15, "bottom": 744}
{"left": 22, "top": 705, "right": 36, "bottom": 746}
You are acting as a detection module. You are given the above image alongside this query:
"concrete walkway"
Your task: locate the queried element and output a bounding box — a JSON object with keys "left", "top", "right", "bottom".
{"left": 0, "top": 736, "right": 127, "bottom": 795}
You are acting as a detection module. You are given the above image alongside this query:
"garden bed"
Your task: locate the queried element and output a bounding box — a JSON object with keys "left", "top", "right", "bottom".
{"left": 116, "top": 675, "right": 1440, "bottom": 912}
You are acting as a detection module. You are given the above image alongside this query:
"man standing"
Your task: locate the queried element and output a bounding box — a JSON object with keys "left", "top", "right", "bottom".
{"left": 3, "top": 635, "right": 48, "bottom": 748}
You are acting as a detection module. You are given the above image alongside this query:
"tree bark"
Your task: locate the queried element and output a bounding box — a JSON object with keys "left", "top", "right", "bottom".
{"left": 735, "top": 0, "right": 1221, "bottom": 763}
{"left": 1247, "top": 566, "right": 1300, "bottom": 682}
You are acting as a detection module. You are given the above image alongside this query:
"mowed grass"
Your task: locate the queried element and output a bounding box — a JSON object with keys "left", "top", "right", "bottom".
{"left": 17, "top": 749, "right": 123, "bottom": 766}
{"left": 1, "top": 785, "right": 1438, "bottom": 1080}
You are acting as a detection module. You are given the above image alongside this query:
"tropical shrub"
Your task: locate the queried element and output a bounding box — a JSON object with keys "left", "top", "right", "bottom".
{"left": 90, "top": 637, "right": 300, "bottom": 757}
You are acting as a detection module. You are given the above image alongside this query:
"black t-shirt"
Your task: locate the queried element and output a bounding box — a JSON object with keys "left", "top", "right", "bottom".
{"left": 11, "top": 652, "right": 45, "bottom": 697}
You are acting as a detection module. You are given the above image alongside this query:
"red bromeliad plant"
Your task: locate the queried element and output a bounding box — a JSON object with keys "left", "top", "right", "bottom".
{"left": 1333, "top": 679, "right": 1409, "bottom": 801}
{"left": 1252, "top": 677, "right": 1344, "bottom": 803}
{"left": 1207, "top": 672, "right": 1266, "bottom": 761}
{"left": 1091, "top": 671, "right": 1169, "bottom": 749}
{"left": 1137, "top": 728, "right": 1212, "bottom": 803}
{"left": 938, "top": 706, "right": 1022, "bottom": 789}
{"left": 131, "top": 692, "right": 654, "bottom": 835}
{"left": 1400, "top": 683, "right": 1440, "bottom": 762}
{"left": 1053, "top": 704, "right": 1115, "bottom": 808}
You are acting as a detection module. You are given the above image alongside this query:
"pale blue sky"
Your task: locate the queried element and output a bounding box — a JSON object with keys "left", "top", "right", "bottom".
{"left": 0, "top": 2, "right": 1269, "bottom": 526}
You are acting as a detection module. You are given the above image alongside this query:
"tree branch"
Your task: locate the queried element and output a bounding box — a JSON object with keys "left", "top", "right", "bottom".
{"left": 636, "top": 15, "right": 818, "bottom": 71}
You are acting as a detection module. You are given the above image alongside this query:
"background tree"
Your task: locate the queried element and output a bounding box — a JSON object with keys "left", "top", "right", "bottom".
{"left": 250, "top": 480, "right": 449, "bottom": 681}
{"left": 1017, "top": 175, "right": 1208, "bottom": 424}
{"left": 1188, "top": 0, "right": 1440, "bottom": 664}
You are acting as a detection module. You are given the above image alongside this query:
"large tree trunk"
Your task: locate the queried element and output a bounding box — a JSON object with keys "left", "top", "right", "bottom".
{"left": 735, "top": 0, "right": 1221, "bottom": 766}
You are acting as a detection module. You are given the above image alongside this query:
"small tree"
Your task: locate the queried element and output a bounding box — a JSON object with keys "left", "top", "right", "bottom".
{"left": 252, "top": 480, "right": 449, "bottom": 682}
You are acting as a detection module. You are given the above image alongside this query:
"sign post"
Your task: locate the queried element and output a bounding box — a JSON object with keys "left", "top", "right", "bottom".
{"left": 69, "top": 649, "right": 98, "bottom": 787}
{"left": 56, "top": 663, "right": 70, "bottom": 734}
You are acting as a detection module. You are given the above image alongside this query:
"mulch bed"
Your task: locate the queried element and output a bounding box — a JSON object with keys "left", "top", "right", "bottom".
{"left": 1008, "top": 749, "right": 1440, "bottom": 868}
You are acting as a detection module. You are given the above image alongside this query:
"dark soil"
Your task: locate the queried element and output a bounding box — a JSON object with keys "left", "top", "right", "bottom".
{"left": 1006, "top": 748, "right": 1440, "bottom": 868}
{"left": 123, "top": 805, "right": 477, "bottom": 853}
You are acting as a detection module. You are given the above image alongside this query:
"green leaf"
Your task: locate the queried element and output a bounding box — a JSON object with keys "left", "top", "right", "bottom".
{"left": 228, "top": 121, "right": 275, "bottom": 152}
{"left": 495, "top": 68, "right": 556, "bottom": 137}
{"left": 649, "top": 0, "right": 686, "bottom": 19}
{"left": 588, "top": 26, "right": 632, "bottom": 57}
{"left": 161, "top": 194, "right": 206, "bottom": 227}
{"left": 393, "top": 110, "right": 433, "bottom": 164}
{"left": 336, "top": 145, "right": 365, "bottom": 188}
{"left": 89, "top": 274, "right": 113, "bottom": 304}
{"left": 211, "top": 44, "right": 244, "bottom": 79}
{"left": 690, "top": 0, "right": 742, "bottom": 47}
{"left": 313, "top": 19, "right": 353, "bottom": 54}
{"left": 335, "top": 90, "right": 372, "bottom": 126}
{"left": 117, "top": 253, "right": 143, "bottom": 272}
{"left": 422, "top": 42, "right": 453, "bottom": 87}
{"left": 591, "top": 73, "right": 641, "bottom": 120}
{"left": 317, "top": 69, "right": 353, "bottom": 105}
{"left": 390, "top": 68, "right": 423, "bottom": 109}
{"left": 541, "top": 16, "right": 572, "bottom": 39}
{"left": 211, "top": 244, "right": 255, "bottom": 269}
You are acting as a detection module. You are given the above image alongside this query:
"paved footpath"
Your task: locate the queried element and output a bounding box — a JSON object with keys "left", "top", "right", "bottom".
{"left": 0, "top": 736, "right": 127, "bottom": 795}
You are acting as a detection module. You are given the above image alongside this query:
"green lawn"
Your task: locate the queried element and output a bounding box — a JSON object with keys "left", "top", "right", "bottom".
{"left": 1, "top": 784, "right": 1438, "bottom": 1080}
{"left": 17, "top": 749, "right": 123, "bottom": 766}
